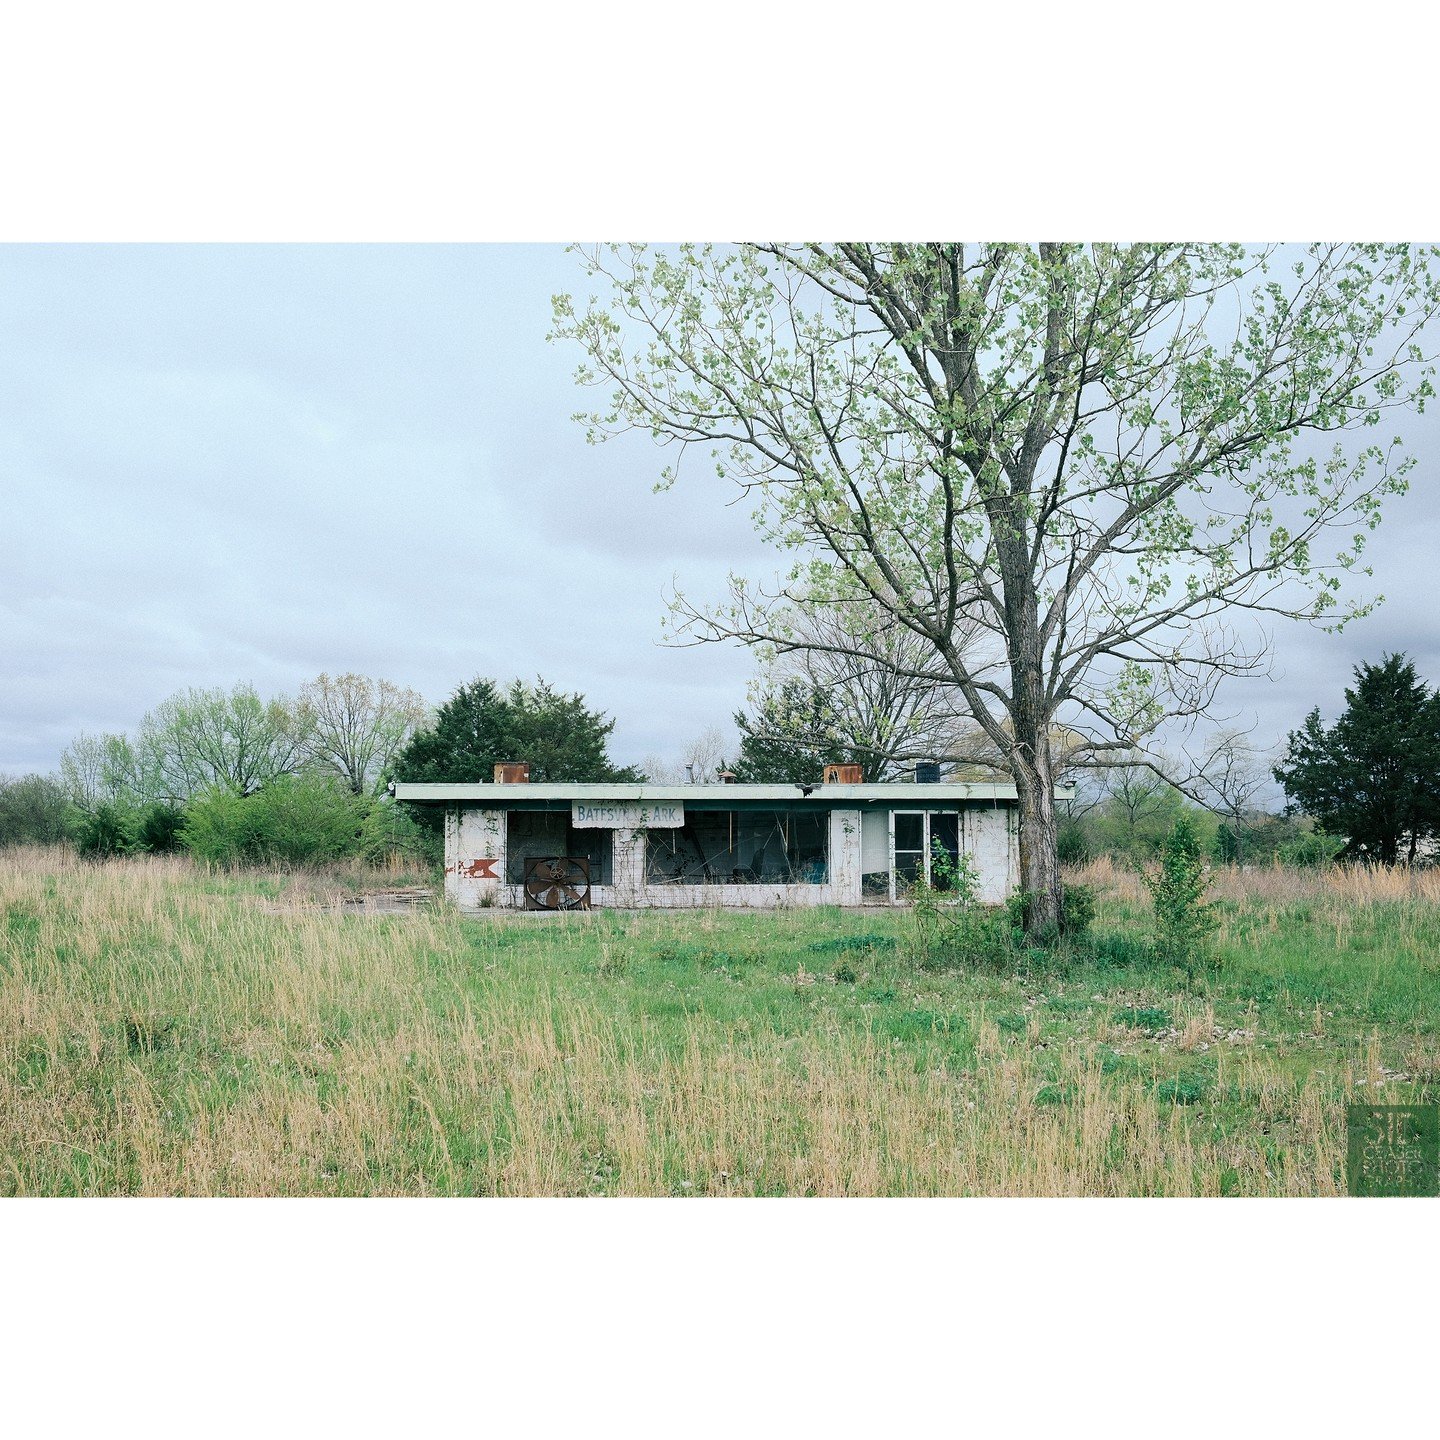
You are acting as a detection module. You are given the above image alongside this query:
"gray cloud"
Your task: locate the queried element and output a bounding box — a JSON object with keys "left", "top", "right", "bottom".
{"left": 3, "top": 244, "right": 1438, "bottom": 783}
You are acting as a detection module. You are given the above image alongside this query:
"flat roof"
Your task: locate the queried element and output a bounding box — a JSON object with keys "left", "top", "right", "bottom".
{"left": 392, "top": 780, "right": 1072, "bottom": 805}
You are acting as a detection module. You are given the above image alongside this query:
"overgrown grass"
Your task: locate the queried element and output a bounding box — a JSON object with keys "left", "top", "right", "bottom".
{"left": 3, "top": 845, "right": 1437, "bottom": 1195}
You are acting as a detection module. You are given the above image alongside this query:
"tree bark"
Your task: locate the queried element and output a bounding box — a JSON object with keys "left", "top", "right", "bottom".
{"left": 1011, "top": 741, "right": 1063, "bottom": 938}
{"left": 1007, "top": 609, "right": 1063, "bottom": 938}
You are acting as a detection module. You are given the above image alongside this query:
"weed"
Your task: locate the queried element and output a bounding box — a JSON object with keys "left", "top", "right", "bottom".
{"left": 1114, "top": 1006, "right": 1171, "bottom": 1032}
{"left": 1156, "top": 1074, "right": 1209, "bottom": 1106}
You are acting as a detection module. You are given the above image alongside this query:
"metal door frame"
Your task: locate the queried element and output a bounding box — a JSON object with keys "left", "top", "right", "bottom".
{"left": 888, "top": 809, "right": 928, "bottom": 904}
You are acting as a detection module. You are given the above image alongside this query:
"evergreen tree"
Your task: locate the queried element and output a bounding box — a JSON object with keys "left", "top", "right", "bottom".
{"left": 393, "top": 677, "right": 643, "bottom": 788}
{"left": 731, "top": 680, "right": 869, "bottom": 784}
{"left": 1273, "top": 654, "right": 1440, "bottom": 863}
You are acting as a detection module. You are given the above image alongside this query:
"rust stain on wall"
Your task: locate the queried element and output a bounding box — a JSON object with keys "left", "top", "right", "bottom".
{"left": 446, "top": 858, "right": 499, "bottom": 879}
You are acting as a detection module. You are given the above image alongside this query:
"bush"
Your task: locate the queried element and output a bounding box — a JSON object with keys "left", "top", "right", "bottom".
{"left": 182, "top": 774, "right": 372, "bottom": 867}
{"left": 1141, "top": 815, "right": 1217, "bottom": 974}
{"left": 179, "top": 774, "right": 434, "bottom": 868}
{"left": 1057, "top": 822, "right": 1091, "bottom": 865}
{"left": 73, "top": 802, "right": 138, "bottom": 857}
{"left": 133, "top": 802, "right": 185, "bottom": 853}
{"left": 0, "top": 774, "right": 71, "bottom": 846}
{"left": 1277, "top": 830, "right": 1346, "bottom": 868}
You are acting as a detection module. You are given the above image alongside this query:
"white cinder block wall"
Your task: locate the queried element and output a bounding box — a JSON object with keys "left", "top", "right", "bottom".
{"left": 441, "top": 804, "right": 1018, "bottom": 910}
{"left": 444, "top": 808, "right": 506, "bottom": 908}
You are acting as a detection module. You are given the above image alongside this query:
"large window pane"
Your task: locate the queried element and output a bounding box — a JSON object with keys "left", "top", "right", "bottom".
{"left": 645, "top": 810, "right": 827, "bottom": 884}
{"left": 930, "top": 813, "right": 960, "bottom": 890}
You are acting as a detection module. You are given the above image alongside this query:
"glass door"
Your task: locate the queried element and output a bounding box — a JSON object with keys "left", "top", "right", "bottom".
{"left": 889, "top": 811, "right": 925, "bottom": 902}
{"left": 889, "top": 811, "right": 962, "bottom": 902}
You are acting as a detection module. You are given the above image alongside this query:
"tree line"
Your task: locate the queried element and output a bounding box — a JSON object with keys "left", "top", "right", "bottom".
{"left": 5, "top": 650, "right": 1439, "bottom": 871}
{"left": 0, "top": 673, "right": 639, "bottom": 865}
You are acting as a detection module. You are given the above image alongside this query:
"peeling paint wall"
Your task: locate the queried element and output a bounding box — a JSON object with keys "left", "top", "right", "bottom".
{"left": 963, "top": 805, "right": 1017, "bottom": 903}
{"left": 444, "top": 807, "right": 506, "bottom": 909}
{"left": 441, "top": 803, "right": 1018, "bottom": 911}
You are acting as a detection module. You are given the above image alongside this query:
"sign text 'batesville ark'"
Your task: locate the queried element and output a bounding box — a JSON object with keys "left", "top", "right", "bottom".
{"left": 571, "top": 801, "right": 684, "bottom": 829}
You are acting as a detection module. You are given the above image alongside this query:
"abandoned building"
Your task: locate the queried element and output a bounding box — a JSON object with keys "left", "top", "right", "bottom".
{"left": 393, "top": 763, "right": 1072, "bottom": 912}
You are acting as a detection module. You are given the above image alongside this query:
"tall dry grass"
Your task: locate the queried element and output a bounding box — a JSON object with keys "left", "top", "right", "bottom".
{"left": 1, "top": 847, "right": 1357, "bottom": 1196}
{"left": 1069, "top": 853, "right": 1440, "bottom": 907}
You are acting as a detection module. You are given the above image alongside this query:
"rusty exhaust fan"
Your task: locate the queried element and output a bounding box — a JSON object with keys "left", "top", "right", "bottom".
{"left": 523, "top": 856, "right": 592, "bottom": 911}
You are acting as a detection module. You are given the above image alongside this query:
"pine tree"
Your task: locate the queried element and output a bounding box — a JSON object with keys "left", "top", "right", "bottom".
{"left": 394, "top": 677, "right": 642, "bottom": 789}
{"left": 1273, "top": 654, "right": 1440, "bottom": 863}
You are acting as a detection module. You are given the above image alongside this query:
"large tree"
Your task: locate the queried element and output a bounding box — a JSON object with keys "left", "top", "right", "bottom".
{"left": 555, "top": 243, "right": 1440, "bottom": 937}
{"left": 393, "top": 677, "right": 643, "bottom": 788}
{"left": 1274, "top": 654, "right": 1440, "bottom": 863}
{"left": 115, "top": 684, "right": 310, "bottom": 801}
{"left": 298, "top": 673, "right": 430, "bottom": 796}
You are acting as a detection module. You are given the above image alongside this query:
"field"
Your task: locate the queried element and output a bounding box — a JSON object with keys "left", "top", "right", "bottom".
{"left": 2, "top": 846, "right": 1438, "bottom": 1196}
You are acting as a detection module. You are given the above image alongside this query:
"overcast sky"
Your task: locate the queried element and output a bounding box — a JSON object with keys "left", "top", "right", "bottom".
{"left": 4, "top": 244, "right": 1439, "bottom": 781}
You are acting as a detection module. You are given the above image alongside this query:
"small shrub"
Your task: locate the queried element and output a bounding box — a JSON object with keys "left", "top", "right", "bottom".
{"left": 832, "top": 961, "right": 859, "bottom": 985}
{"left": 910, "top": 846, "right": 1012, "bottom": 967}
{"left": 1057, "top": 822, "right": 1091, "bottom": 865}
{"left": 1141, "top": 816, "right": 1217, "bottom": 974}
{"left": 1061, "top": 884, "right": 1096, "bottom": 937}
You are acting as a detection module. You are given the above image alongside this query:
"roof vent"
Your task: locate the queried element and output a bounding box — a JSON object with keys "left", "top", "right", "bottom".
{"left": 493, "top": 762, "right": 530, "bottom": 784}
{"left": 915, "top": 762, "right": 941, "bottom": 784}
{"left": 823, "top": 763, "right": 864, "bottom": 785}
{"left": 717, "top": 770, "right": 737, "bottom": 784}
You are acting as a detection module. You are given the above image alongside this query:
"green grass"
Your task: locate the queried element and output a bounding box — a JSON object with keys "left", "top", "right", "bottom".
{"left": 2, "top": 846, "right": 1438, "bottom": 1195}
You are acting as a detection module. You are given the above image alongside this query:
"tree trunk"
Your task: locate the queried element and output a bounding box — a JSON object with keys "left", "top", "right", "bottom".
{"left": 1010, "top": 728, "right": 1063, "bottom": 940}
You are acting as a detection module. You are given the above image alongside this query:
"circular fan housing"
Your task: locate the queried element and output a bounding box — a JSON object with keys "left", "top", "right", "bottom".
{"left": 523, "top": 856, "right": 592, "bottom": 911}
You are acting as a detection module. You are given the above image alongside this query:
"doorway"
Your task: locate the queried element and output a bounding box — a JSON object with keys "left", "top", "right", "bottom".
{"left": 888, "top": 810, "right": 961, "bottom": 903}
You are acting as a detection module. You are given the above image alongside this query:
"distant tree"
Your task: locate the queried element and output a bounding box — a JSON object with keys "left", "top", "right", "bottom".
{"left": 393, "top": 677, "right": 643, "bottom": 788}
{"left": 59, "top": 731, "right": 160, "bottom": 809}
{"left": 640, "top": 726, "right": 734, "bottom": 784}
{"left": 137, "top": 684, "right": 309, "bottom": 799}
{"left": 0, "top": 773, "right": 71, "bottom": 845}
{"left": 732, "top": 679, "right": 860, "bottom": 784}
{"left": 1193, "top": 729, "right": 1273, "bottom": 865}
{"left": 298, "top": 673, "right": 430, "bottom": 795}
{"left": 743, "top": 602, "right": 978, "bottom": 780}
{"left": 58, "top": 732, "right": 106, "bottom": 810}
{"left": 1274, "top": 653, "right": 1440, "bottom": 863}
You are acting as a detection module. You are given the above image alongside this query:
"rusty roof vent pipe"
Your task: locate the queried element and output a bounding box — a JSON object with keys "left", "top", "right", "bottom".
{"left": 494, "top": 762, "right": 530, "bottom": 784}
{"left": 823, "top": 763, "right": 864, "bottom": 785}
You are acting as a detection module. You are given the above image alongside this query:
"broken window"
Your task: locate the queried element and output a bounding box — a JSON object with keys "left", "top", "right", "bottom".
{"left": 644, "top": 810, "right": 828, "bottom": 885}
{"left": 505, "top": 812, "right": 613, "bottom": 885}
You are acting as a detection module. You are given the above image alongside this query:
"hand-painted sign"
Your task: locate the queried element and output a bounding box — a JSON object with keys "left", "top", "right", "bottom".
{"left": 572, "top": 801, "right": 684, "bottom": 829}
{"left": 449, "top": 857, "right": 499, "bottom": 879}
